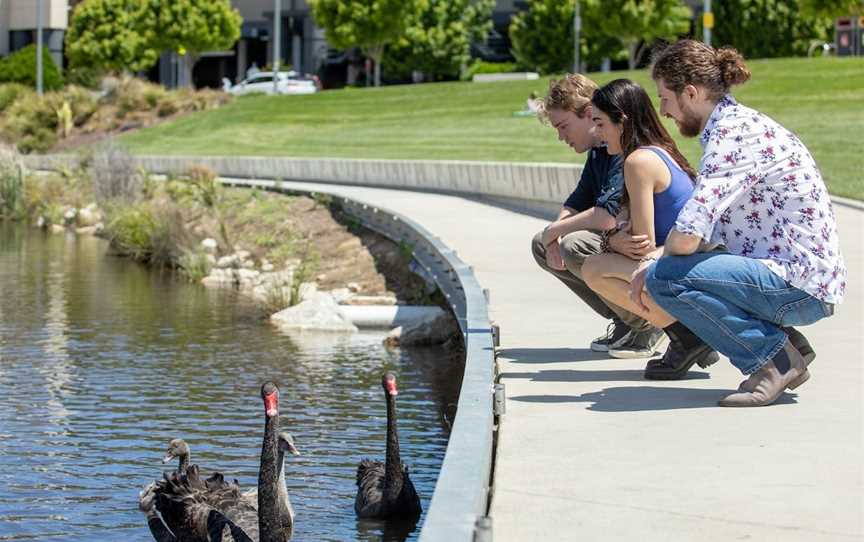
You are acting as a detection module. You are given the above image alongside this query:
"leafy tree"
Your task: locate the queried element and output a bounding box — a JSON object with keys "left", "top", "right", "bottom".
{"left": 593, "top": 0, "right": 692, "bottom": 69}
{"left": 65, "top": 0, "right": 160, "bottom": 74}
{"left": 700, "top": 0, "right": 833, "bottom": 58}
{"left": 509, "top": 0, "right": 624, "bottom": 74}
{"left": 385, "top": 0, "right": 494, "bottom": 81}
{"left": 308, "top": 0, "right": 417, "bottom": 86}
{"left": 800, "top": 0, "right": 863, "bottom": 16}
{"left": 0, "top": 45, "right": 64, "bottom": 90}
{"left": 509, "top": 0, "right": 575, "bottom": 74}
{"left": 139, "top": 0, "right": 242, "bottom": 87}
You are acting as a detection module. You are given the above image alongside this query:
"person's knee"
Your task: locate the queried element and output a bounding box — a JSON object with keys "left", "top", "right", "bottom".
{"left": 581, "top": 254, "right": 603, "bottom": 286}
{"left": 530, "top": 231, "right": 546, "bottom": 266}
{"left": 559, "top": 230, "right": 601, "bottom": 268}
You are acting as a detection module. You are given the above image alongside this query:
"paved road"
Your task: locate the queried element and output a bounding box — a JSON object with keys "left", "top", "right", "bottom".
{"left": 276, "top": 181, "right": 864, "bottom": 541}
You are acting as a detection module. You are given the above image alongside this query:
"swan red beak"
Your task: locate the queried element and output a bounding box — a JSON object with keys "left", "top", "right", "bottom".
{"left": 384, "top": 377, "right": 398, "bottom": 396}
{"left": 263, "top": 390, "right": 279, "bottom": 417}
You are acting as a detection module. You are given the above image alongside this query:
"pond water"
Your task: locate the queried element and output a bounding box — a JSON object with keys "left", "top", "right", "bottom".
{"left": 0, "top": 224, "right": 463, "bottom": 542}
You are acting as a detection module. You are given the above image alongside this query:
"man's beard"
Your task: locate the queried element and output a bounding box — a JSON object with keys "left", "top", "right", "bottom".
{"left": 675, "top": 98, "right": 703, "bottom": 138}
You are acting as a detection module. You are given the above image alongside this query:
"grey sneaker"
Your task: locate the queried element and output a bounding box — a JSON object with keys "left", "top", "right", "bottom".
{"left": 590, "top": 320, "right": 631, "bottom": 352}
{"left": 609, "top": 327, "right": 668, "bottom": 359}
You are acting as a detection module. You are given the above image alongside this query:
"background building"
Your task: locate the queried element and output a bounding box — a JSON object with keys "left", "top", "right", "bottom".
{"left": 0, "top": 0, "right": 68, "bottom": 70}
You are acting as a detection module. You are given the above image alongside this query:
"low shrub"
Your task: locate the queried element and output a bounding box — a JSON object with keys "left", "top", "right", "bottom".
{"left": 2, "top": 92, "right": 60, "bottom": 153}
{"left": 104, "top": 199, "right": 192, "bottom": 265}
{"left": 156, "top": 96, "right": 180, "bottom": 117}
{"left": 104, "top": 205, "right": 159, "bottom": 260}
{"left": 65, "top": 65, "right": 103, "bottom": 89}
{"left": 62, "top": 86, "right": 98, "bottom": 127}
{"left": 164, "top": 178, "right": 196, "bottom": 203}
{"left": 0, "top": 147, "right": 25, "bottom": 218}
{"left": 462, "top": 61, "right": 517, "bottom": 80}
{"left": 0, "top": 45, "right": 64, "bottom": 90}
{"left": 186, "top": 164, "right": 219, "bottom": 208}
{"left": 0, "top": 83, "right": 31, "bottom": 113}
{"left": 178, "top": 249, "right": 212, "bottom": 282}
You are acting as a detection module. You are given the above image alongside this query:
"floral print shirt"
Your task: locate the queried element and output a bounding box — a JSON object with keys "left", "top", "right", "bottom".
{"left": 675, "top": 95, "right": 846, "bottom": 304}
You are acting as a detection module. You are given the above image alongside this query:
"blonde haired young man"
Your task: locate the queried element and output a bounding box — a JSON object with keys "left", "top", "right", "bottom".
{"left": 532, "top": 74, "right": 665, "bottom": 357}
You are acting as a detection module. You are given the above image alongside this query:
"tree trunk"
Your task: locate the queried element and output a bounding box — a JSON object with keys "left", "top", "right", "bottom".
{"left": 627, "top": 41, "right": 638, "bottom": 70}
{"left": 181, "top": 53, "right": 199, "bottom": 88}
{"left": 627, "top": 40, "right": 648, "bottom": 71}
{"left": 366, "top": 44, "right": 385, "bottom": 87}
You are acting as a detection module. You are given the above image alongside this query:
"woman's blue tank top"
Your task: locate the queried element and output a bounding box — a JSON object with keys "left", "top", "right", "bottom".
{"left": 641, "top": 146, "right": 694, "bottom": 246}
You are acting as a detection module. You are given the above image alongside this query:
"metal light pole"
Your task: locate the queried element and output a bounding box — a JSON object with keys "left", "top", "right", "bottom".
{"left": 703, "top": 0, "right": 713, "bottom": 47}
{"left": 273, "top": 0, "right": 281, "bottom": 95}
{"left": 36, "top": 0, "right": 44, "bottom": 96}
{"left": 573, "top": 0, "right": 581, "bottom": 74}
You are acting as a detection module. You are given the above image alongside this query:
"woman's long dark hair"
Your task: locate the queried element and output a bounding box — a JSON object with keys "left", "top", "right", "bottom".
{"left": 591, "top": 79, "right": 696, "bottom": 206}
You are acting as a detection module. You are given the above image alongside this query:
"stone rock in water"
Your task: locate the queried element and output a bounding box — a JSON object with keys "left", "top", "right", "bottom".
{"left": 271, "top": 292, "right": 358, "bottom": 333}
{"left": 201, "top": 238, "right": 218, "bottom": 254}
{"left": 384, "top": 310, "right": 458, "bottom": 346}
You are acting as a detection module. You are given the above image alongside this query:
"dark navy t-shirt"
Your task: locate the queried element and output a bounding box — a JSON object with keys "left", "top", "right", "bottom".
{"left": 563, "top": 146, "right": 624, "bottom": 218}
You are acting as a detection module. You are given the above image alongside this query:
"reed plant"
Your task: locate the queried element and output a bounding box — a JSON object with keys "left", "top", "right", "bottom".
{"left": 178, "top": 249, "right": 212, "bottom": 282}
{"left": 289, "top": 241, "right": 319, "bottom": 306}
{"left": 0, "top": 147, "right": 24, "bottom": 219}
{"left": 90, "top": 139, "right": 142, "bottom": 203}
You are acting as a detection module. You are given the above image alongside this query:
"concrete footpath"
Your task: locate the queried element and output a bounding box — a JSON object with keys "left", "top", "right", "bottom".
{"left": 275, "top": 181, "right": 863, "bottom": 541}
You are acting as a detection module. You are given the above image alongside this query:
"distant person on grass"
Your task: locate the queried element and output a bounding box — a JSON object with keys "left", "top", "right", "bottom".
{"left": 532, "top": 74, "right": 665, "bottom": 357}
{"left": 580, "top": 78, "right": 721, "bottom": 379}
{"left": 623, "top": 40, "right": 846, "bottom": 407}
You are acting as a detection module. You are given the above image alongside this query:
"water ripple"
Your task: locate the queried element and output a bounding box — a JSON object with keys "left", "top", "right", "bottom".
{"left": 0, "top": 225, "right": 463, "bottom": 542}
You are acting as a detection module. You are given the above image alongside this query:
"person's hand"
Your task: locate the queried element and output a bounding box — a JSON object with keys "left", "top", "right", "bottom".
{"left": 545, "top": 240, "right": 566, "bottom": 271}
{"left": 609, "top": 229, "right": 651, "bottom": 260}
{"left": 541, "top": 222, "right": 561, "bottom": 247}
{"left": 629, "top": 259, "right": 654, "bottom": 314}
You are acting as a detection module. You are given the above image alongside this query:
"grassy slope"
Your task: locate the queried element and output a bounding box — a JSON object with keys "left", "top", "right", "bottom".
{"left": 121, "top": 57, "right": 864, "bottom": 199}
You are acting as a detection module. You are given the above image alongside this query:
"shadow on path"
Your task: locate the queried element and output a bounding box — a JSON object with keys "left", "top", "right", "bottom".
{"left": 501, "top": 369, "right": 710, "bottom": 383}
{"left": 497, "top": 347, "right": 610, "bottom": 364}
{"left": 510, "top": 386, "right": 799, "bottom": 411}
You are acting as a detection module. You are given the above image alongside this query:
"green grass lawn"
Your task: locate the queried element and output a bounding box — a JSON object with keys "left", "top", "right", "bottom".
{"left": 121, "top": 57, "right": 864, "bottom": 199}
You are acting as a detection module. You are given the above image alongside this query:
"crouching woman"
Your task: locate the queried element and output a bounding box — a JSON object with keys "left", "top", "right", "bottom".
{"left": 581, "top": 79, "right": 718, "bottom": 378}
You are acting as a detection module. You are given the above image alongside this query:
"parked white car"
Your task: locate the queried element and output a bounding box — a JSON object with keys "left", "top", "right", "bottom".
{"left": 226, "top": 71, "right": 319, "bottom": 96}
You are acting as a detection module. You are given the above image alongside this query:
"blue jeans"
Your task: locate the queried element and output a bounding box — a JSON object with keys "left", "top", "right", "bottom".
{"left": 645, "top": 252, "right": 833, "bottom": 375}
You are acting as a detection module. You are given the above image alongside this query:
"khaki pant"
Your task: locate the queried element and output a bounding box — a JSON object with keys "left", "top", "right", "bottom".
{"left": 531, "top": 230, "right": 650, "bottom": 332}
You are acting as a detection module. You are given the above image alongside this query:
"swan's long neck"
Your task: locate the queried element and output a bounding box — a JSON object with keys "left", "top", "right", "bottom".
{"left": 178, "top": 453, "right": 190, "bottom": 474}
{"left": 383, "top": 393, "right": 403, "bottom": 500}
{"left": 258, "top": 414, "right": 284, "bottom": 542}
{"left": 275, "top": 447, "right": 294, "bottom": 535}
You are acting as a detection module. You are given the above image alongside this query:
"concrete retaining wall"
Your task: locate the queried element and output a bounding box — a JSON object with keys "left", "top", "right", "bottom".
{"left": 24, "top": 154, "right": 582, "bottom": 218}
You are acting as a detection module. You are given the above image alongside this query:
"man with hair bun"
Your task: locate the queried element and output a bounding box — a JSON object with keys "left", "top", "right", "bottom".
{"left": 532, "top": 74, "right": 667, "bottom": 357}
{"left": 628, "top": 39, "right": 846, "bottom": 407}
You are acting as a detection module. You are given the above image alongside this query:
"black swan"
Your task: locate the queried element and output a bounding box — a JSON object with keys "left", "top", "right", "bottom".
{"left": 355, "top": 373, "right": 422, "bottom": 520}
{"left": 139, "top": 382, "right": 299, "bottom": 541}
{"left": 163, "top": 438, "right": 192, "bottom": 474}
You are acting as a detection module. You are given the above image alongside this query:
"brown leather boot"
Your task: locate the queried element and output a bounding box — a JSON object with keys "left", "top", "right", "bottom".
{"left": 737, "top": 328, "right": 815, "bottom": 392}
{"left": 720, "top": 339, "right": 808, "bottom": 407}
